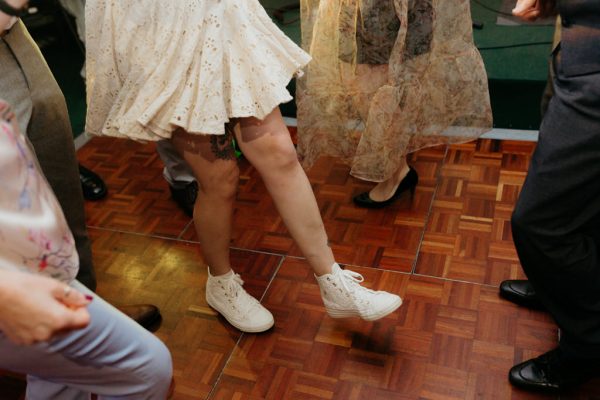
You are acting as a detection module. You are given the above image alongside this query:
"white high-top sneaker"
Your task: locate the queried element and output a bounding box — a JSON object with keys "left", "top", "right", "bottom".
{"left": 206, "top": 269, "right": 274, "bottom": 333}
{"left": 316, "top": 263, "right": 402, "bottom": 321}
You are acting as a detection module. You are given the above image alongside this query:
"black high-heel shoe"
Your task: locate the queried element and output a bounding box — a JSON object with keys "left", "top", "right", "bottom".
{"left": 353, "top": 168, "right": 418, "bottom": 209}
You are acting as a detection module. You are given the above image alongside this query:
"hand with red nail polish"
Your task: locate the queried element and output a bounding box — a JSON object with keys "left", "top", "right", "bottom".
{"left": 0, "top": 270, "right": 91, "bottom": 345}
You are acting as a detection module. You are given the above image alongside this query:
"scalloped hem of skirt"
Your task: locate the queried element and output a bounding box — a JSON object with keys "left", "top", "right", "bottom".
{"left": 93, "top": 80, "right": 302, "bottom": 142}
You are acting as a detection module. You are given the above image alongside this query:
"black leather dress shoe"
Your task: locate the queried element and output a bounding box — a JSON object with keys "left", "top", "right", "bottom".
{"left": 353, "top": 168, "right": 418, "bottom": 209}
{"left": 169, "top": 181, "right": 198, "bottom": 217}
{"left": 509, "top": 348, "right": 600, "bottom": 393}
{"left": 499, "top": 279, "right": 545, "bottom": 310}
{"left": 79, "top": 164, "right": 107, "bottom": 201}
{"left": 118, "top": 304, "right": 162, "bottom": 331}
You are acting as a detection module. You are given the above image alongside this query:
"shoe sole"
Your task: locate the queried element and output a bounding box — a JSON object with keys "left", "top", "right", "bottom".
{"left": 326, "top": 297, "right": 403, "bottom": 321}
{"left": 206, "top": 296, "right": 274, "bottom": 333}
{"left": 508, "top": 371, "right": 562, "bottom": 393}
{"left": 499, "top": 289, "right": 545, "bottom": 310}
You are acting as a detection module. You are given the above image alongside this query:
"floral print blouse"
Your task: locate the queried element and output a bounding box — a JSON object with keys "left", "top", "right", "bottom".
{"left": 0, "top": 118, "right": 78, "bottom": 283}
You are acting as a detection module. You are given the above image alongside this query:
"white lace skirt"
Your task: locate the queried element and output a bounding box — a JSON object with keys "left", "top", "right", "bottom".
{"left": 85, "top": 0, "right": 311, "bottom": 140}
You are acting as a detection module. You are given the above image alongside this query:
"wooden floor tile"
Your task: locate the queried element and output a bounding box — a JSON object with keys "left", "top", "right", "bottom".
{"left": 4, "top": 136, "right": 600, "bottom": 399}
{"left": 208, "top": 259, "right": 583, "bottom": 399}
{"left": 89, "top": 229, "right": 283, "bottom": 399}
{"left": 415, "top": 140, "right": 536, "bottom": 286}
{"left": 78, "top": 136, "right": 444, "bottom": 272}
{"left": 180, "top": 146, "right": 446, "bottom": 272}
{"left": 210, "top": 259, "right": 411, "bottom": 399}
{"left": 78, "top": 137, "right": 193, "bottom": 237}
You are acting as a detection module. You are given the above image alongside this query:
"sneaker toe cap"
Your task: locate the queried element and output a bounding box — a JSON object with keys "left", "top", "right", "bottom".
{"left": 243, "top": 307, "right": 274, "bottom": 332}
{"left": 364, "top": 292, "right": 402, "bottom": 321}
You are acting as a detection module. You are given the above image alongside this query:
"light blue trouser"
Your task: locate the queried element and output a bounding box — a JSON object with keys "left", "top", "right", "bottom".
{"left": 0, "top": 281, "right": 172, "bottom": 400}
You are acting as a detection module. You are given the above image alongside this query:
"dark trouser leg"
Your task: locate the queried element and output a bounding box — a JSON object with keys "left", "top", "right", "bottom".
{"left": 539, "top": 61, "right": 554, "bottom": 118}
{"left": 539, "top": 18, "right": 561, "bottom": 118}
{"left": 511, "top": 57, "right": 600, "bottom": 359}
{"left": 2, "top": 22, "right": 96, "bottom": 290}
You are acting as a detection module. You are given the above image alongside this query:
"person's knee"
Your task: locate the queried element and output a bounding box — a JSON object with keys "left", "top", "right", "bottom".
{"left": 274, "top": 143, "right": 299, "bottom": 171}
{"left": 150, "top": 340, "right": 173, "bottom": 390}
{"left": 137, "top": 337, "right": 173, "bottom": 395}
{"left": 511, "top": 200, "right": 576, "bottom": 268}
{"left": 254, "top": 139, "right": 299, "bottom": 173}
{"left": 511, "top": 193, "right": 548, "bottom": 237}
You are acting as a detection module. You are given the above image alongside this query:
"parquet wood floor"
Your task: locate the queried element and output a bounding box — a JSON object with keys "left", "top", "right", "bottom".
{"left": 2, "top": 136, "right": 600, "bottom": 399}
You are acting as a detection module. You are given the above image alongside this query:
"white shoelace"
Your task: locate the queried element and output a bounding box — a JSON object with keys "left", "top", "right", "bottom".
{"left": 221, "top": 273, "right": 260, "bottom": 316}
{"left": 338, "top": 269, "right": 377, "bottom": 299}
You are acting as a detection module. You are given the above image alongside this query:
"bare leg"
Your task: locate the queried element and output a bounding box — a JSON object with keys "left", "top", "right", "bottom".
{"left": 368, "top": 158, "right": 410, "bottom": 202}
{"left": 232, "top": 108, "right": 335, "bottom": 276}
{"left": 171, "top": 128, "right": 275, "bottom": 332}
{"left": 171, "top": 111, "right": 400, "bottom": 325}
{"left": 170, "top": 128, "right": 238, "bottom": 276}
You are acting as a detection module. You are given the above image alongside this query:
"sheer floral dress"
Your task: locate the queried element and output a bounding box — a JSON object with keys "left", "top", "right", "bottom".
{"left": 297, "top": 0, "right": 493, "bottom": 182}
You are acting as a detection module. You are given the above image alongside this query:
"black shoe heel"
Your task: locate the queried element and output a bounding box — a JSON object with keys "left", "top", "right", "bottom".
{"left": 409, "top": 173, "right": 418, "bottom": 198}
{"left": 353, "top": 168, "right": 418, "bottom": 209}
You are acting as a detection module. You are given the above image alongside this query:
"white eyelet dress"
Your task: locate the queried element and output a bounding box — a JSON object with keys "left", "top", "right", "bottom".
{"left": 84, "top": 0, "right": 311, "bottom": 141}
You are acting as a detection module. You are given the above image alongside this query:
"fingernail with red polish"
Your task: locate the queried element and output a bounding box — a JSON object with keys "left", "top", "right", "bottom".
{"left": 85, "top": 295, "right": 94, "bottom": 301}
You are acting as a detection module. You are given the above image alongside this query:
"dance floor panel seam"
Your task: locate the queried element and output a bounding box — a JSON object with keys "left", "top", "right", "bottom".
{"left": 3, "top": 136, "right": 599, "bottom": 399}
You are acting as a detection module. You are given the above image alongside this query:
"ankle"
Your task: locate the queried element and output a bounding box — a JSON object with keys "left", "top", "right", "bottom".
{"left": 397, "top": 164, "right": 410, "bottom": 181}
{"left": 388, "top": 165, "right": 411, "bottom": 188}
{"left": 370, "top": 166, "right": 407, "bottom": 195}
{"left": 315, "top": 263, "right": 344, "bottom": 280}
{"left": 312, "top": 262, "right": 337, "bottom": 277}
{"left": 208, "top": 266, "right": 233, "bottom": 277}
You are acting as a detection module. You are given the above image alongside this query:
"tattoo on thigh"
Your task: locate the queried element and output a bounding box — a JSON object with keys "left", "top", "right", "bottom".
{"left": 210, "top": 124, "right": 235, "bottom": 160}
